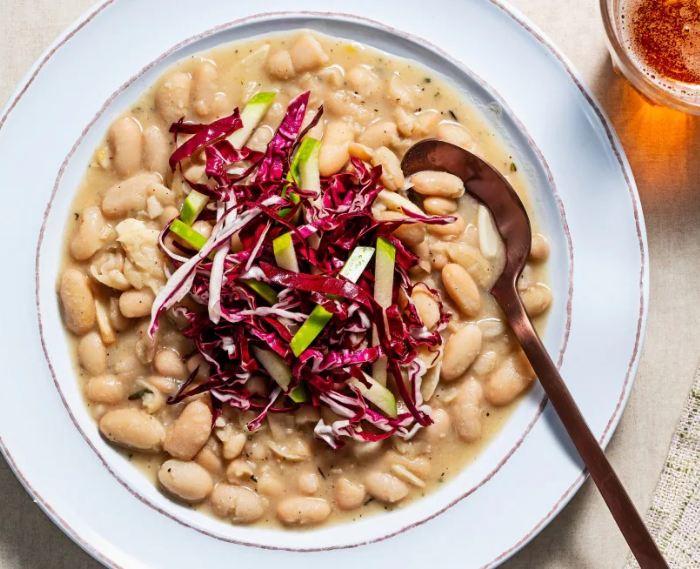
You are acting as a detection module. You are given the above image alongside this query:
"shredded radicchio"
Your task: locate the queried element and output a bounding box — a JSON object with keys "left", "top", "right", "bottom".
{"left": 150, "top": 91, "right": 455, "bottom": 449}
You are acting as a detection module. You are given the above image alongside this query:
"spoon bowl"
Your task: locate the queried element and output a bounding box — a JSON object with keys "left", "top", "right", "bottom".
{"left": 402, "top": 139, "right": 531, "bottom": 299}
{"left": 402, "top": 139, "right": 667, "bottom": 569}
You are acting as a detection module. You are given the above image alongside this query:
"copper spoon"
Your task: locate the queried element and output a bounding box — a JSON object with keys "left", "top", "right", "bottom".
{"left": 402, "top": 140, "right": 666, "bottom": 569}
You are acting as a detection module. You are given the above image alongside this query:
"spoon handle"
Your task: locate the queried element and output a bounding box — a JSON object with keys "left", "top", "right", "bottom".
{"left": 494, "top": 287, "right": 667, "bottom": 569}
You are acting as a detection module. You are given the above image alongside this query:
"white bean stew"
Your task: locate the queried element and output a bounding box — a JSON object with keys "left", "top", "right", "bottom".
{"left": 58, "top": 31, "right": 553, "bottom": 528}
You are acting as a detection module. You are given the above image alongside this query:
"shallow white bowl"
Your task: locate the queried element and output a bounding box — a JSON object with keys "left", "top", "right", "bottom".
{"left": 0, "top": 2, "right": 646, "bottom": 568}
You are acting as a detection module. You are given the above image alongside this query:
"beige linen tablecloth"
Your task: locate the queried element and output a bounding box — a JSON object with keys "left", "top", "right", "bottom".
{"left": 2, "top": 1, "right": 699, "bottom": 567}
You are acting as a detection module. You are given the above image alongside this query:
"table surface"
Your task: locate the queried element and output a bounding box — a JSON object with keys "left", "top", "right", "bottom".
{"left": 2, "top": 1, "right": 699, "bottom": 567}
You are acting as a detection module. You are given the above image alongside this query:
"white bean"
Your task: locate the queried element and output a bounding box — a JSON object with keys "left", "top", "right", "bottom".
{"left": 441, "top": 263, "right": 481, "bottom": 317}
{"left": 423, "top": 196, "right": 458, "bottom": 215}
{"left": 318, "top": 143, "right": 349, "bottom": 177}
{"left": 246, "top": 125, "right": 274, "bottom": 153}
{"left": 86, "top": 375, "right": 125, "bottom": 404}
{"left": 220, "top": 431, "right": 247, "bottom": 461}
{"left": 147, "top": 375, "right": 180, "bottom": 396}
{"left": 143, "top": 125, "right": 170, "bottom": 177}
{"left": 411, "top": 289, "right": 440, "bottom": 329}
{"left": 109, "top": 116, "right": 143, "bottom": 178}
{"left": 319, "top": 121, "right": 354, "bottom": 176}
{"left": 195, "top": 447, "right": 224, "bottom": 476}
{"left": 99, "top": 408, "right": 165, "bottom": 451}
{"left": 136, "top": 381, "right": 165, "bottom": 415}
{"left": 447, "top": 243, "right": 495, "bottom": 289}
{"left": 421, "top": 408, "right": 452, "bottom": 444}
{"left": 211, "top": 484, "right": 266, "bottom": 522}
{"left": 441, "top": 324, "right": 483, "bottom": 381}
{"left": 520, "top": 283, "right": 553, "bottom": 317}
{"left": 154, "top": 349, "right": 187, "bottom": 380}
{"left": 289, "top": 34, "right": 329, "bottom": 72}
{"left": 276, "top": 497, "right": 331, "bottom": 525}
{"left": 346, "top": 65, "right": 381, "bottom": 97}
{"left": 226, "top": 459, "right": 254, "bottom": 482}
{"left": 472, "top": 350, "right": 498, "bottom": 377}
{"left": 266, "top": 50, "right": 295, "bottom": 80}
{"left": 60, "top": 269, "right": 96, "bottom": 335}
{"left": 530, "top": 233, "right": 550, "bottom": 262}
{"left": 414, "top": 110, "right": 441, "bottom": 136}
{"left": 298, "top": 472, "right": 320, "bottom": 495}
{"left": 372, "top": 146, "right": 404, "bottom": 191}
{"left": 335, "top": 478, "right": 366, "bottom": 510}
{"left": 483, "top": 353, "right": 535, "bottom": 406}
{"left": 386, "top": 74, "right": 416, "bottom": 108}
{"left": 258, "top": 470, "right": 284, "bottom": 497}
{"left": 186, "top": 354, "right": 211, "bottom": 381}
{"left": 348, "top": 142, "right": 373, "bottom": 161}
{"left": 156, "top": 72, "right": 192, "bottom": 124}
{"left": 78, "top": 332, "right": 107, "bottom": 375}
{"left": 451, "top": 379, "right": 484, "bottom": 442}
{"left": 164, "top": 400, "right": 213, "bottom": 460}
{"left": 326, "top": 90, "right": 373, "bottom": 122}
{"left": 359, "top": 121, "right": 399, "bottom": 149}
{"left": 438, "top": 122, "right": 475, "bottom": 150}
{"left": 119, "top": 289, "right": 155, "bottom": 319}
{"left": 380, "top": 211, "right": 425, "bottom": 247}
{"left": 70, "top": 206, "right": 111, "bottom": 261}
{"left": 394, "top": 107, "right": 415, "bottom": 137}
{"left": 159, "top": 205, "right": 180, "bottom": 229}
{"left": 477, "top": 318, "right": 506, "bottom": 339}
{"left": 158, "top": 460, "right": 213, "bottom": 502}
{"left": 411, "top": 171, "right": 464, "bottom": 198}
{"left": 365, "top": 472, "right": 409, "bottom": 503}
{"left": 192, "top": 61, "right": 219, "bottom": 118}
{"left": 101, "top": 172, "right": 163, "bottom": 218}
{"left": 430, "top": 251, "right": 449, "bottom": 271}
{"left": 427, "top": 213, "right": 466, "bottom": 237}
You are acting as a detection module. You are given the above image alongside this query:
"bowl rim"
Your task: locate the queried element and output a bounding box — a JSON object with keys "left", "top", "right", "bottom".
{"left": 0, "top": 1, "right": 647, "bottom": 566}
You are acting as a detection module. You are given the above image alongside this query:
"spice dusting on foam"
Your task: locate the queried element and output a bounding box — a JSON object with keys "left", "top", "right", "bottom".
{"left": 622, "top": 0, "right": 700, "bottom": 92}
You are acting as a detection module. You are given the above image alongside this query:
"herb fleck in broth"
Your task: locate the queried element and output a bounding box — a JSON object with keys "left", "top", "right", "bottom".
{"left": 59, "top": 30, "right": 552, "bottom": 529}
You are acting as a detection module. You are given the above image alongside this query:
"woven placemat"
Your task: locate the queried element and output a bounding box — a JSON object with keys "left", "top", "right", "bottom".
{"left": 626, "top": 364, "right": 700, "bottom": 568}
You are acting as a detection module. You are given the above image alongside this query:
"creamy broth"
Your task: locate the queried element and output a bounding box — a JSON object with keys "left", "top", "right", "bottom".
{"left": 58, "top": 30, "right": 552, "bottom": 529}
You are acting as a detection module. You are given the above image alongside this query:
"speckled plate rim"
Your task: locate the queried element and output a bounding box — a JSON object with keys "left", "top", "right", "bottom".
{"left": 0, "top": 1, "right": 647, "bottom": 567}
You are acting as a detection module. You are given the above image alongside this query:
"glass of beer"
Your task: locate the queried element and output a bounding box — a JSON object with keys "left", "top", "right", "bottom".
{"left": 601, "top": 0, "right": 700, "bottom": 114}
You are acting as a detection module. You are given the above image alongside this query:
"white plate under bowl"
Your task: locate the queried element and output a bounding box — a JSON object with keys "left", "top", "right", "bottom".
{"left": 0, "top": 1, "right": 646, "bottom": 568}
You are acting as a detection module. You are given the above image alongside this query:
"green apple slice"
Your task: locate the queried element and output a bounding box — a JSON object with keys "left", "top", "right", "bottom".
{"left": 350, "top": 372, "right": 397, "bottom": 418}
{"left": 339, "top": 246, "right": 375, "bottom": 282}
{"left": 228, "top": 92, "right": 277, "bottom": 149}
{"left": 281, "top": 137, "right": 321, "bottom": 219}
{"left": 272, "top": 232, "right": 299, "bottom": 273}
{"left": 371, "top": 237, "right": 396, "bottom": 386}
{"left": 252, "top": 346, "right": 291, "bottom": 390}
{"left": 373, "top": 238, "right": 395, "bottom": 309}
{"left": 170, "top": 219, "right": 209, "bottom": 251}
{"left": 240, "top": 279, "right": 279, "bottom": 305}
{"left": 288, "top": 384, "right": 309, "bottom": 403}
{"left": 290, "top": 306, "right": 333, "bottom": 357}
{"left": 295, "top": 138, "right": 321, "bottom": 196}
{"left": 290, "top": 246, "right": 375, "bottom": 357}
{"left": 288, "top": 137, "right": 320, "bottom": 187}
{"left": 180, "top": 190, "right": 209, "bottom": 226}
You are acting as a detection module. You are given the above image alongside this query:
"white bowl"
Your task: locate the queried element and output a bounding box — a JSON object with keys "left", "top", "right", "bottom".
{"left": 0, "top": 3, "right": 646, "bottom": 567}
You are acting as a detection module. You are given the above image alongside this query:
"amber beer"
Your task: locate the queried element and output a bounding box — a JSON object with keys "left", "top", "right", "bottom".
{"left": 621, "top": 0, "right": 700, "bottom": 90}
